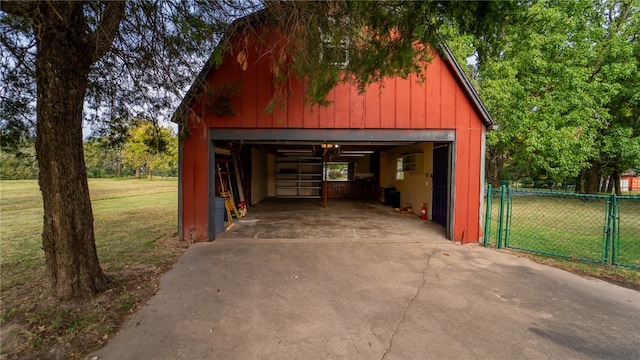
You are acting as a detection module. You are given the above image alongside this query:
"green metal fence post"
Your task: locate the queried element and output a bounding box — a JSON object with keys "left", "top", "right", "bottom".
{"left": 483, "top": 184, "right": 493, "bottom": 247}
{"left": 497, "top": 185, "right": 506, "bottom": 249}
{"left": 612, "top": 194, "right": 620, "bottom": 265}
{"left": 604, "top": 194, "right": 616, "bottom": 265}
{"left": 505, "top": 186, "right": 512, "bottom": 247}
{"left": 603, "top": 195, "right": 611, "bottom": 264}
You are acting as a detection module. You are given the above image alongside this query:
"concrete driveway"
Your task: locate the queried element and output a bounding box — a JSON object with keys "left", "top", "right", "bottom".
{"left": 91, "top": 238, "right": 640, "bottom": 359}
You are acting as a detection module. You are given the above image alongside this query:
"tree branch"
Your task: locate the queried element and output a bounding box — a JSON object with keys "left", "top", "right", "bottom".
{"left": 89, "top": 1, "right": 126, "bottom": 63}
{"left": 0, "top": 2, "right": 37, "bottom": 18}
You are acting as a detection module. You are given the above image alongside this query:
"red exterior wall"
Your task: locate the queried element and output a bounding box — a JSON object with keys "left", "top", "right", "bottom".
{"left": 182, "top": 36, "right": 487, "bottom": 243}
{"left": 622, "top": 175, "right": 640, "bottom": 191}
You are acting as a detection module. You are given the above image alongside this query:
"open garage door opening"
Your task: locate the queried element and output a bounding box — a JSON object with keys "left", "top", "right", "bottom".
{"left": 208, "top": 131, "right": 453, "bottom": 241}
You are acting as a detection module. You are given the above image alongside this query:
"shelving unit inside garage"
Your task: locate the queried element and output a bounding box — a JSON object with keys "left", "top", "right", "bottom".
{"left": 275, "top": 156, "right": 323, "bottom": 198}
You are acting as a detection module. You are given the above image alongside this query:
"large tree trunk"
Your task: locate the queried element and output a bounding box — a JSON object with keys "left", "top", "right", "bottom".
{"left": 612, "top": 171, "right": 622, "bottom": 196}
{"left": 600, "top": 176, "right": 609, "bottom": 193}
{"left": 606, "top": 175, "right": 614, "bottom": 193}
{"left": 581, "top": 160, "right": 601, "bottom": 194}
{"left": 486, "top": 146, "right": 506, "bottom": 188}
{"left": 33, "top": 4, "right": 108, "bottom": 299}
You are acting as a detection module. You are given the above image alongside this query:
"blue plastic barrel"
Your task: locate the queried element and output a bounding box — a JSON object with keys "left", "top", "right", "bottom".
{"left": 214, "top": 197, "right": 226, "bottom": 233}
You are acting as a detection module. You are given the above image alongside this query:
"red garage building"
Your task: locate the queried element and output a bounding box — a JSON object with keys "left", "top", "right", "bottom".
{"left": 173, "top": 19, "right": 496, "bottom": 244}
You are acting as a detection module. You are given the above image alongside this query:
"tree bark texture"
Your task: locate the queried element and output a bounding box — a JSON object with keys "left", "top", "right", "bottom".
{"left": 31, "top": 3, "right": 124, "bottom": 299}
{"left": 606, "top": 176, "right": 614, "bottom": 193}
{"left": 485, "top": 147, "right": 506, "bottom": 188}
{"left": 601, "top": 176, "right": 609, "bottom": 193}
{"left": 612, "top": 171, "right": 622, "bottom": 196}
{"left": 581, "top": 160, "right": 601, "bottom": 195}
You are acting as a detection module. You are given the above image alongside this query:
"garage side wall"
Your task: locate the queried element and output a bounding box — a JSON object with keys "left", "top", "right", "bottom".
{"left": 455, "top": 127, "right": 484, "bottom": 243}
{"left": 180, "top": 121, "right": 210, "bottom": 242}
{"left": 385, "top": 143, "right": 434, "bottom": 219}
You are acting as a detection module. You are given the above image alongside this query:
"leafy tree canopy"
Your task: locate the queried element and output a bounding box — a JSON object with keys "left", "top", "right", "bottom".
{"left": 472, "top": 0, "right": 640, "bottom": 190}
{"left": 0, "top": 143, "right": 37, "bottom": 180}
{"left": 122, "top": 120, "right": 177, "bottom": 179}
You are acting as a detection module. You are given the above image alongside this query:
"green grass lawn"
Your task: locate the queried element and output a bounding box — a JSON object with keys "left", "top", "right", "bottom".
{"left": 485, "top": 192, "right": 640, "bottom": 268}
{"left": 1, "top": 178, "right": 184, "bottom": 358}
{"left": 0, "top": 178, "right": 179, "bottom": 290}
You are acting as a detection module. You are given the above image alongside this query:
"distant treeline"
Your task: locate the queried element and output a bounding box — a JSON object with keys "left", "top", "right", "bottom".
{"left": 1, "top": 120, "right": 177, "bottom": 180}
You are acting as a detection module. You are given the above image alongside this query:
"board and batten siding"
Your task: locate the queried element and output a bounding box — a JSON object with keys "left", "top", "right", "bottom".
{"left": 181, "top": 39, "right": 486, "bottom": 243}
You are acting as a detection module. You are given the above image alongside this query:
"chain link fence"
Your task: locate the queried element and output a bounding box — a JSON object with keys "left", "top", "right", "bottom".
{"left": 616, "top": 196, "right": 640, "bottom": 268}
{"left": 484, "top": 185, "right": 640, "bottom": 269}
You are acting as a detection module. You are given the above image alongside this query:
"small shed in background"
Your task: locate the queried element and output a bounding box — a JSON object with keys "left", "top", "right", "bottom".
{"left": 621, "top": 172, "right": 640, "bottom": 192}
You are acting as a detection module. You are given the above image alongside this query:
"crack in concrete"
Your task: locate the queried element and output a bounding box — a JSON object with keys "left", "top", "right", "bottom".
{"left": 380, "top": 255, "right": 431, "bottom": 360}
